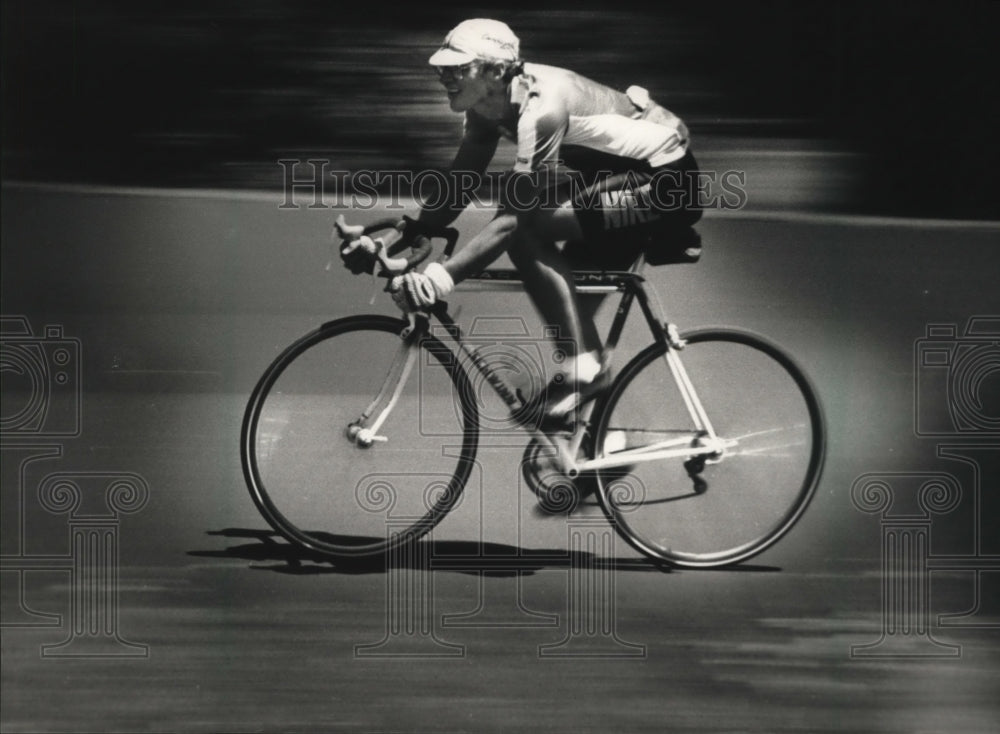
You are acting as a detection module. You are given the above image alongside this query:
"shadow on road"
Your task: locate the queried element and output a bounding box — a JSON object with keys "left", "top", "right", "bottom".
{"left": 189, "top": 528, "right": 782, "bottom": 575}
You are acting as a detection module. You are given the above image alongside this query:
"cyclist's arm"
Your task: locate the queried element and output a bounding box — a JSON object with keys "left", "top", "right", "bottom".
{"left": 416, "top": 134, "right": 498, "bottom": 232}
{"left": 438, "top": 103, "right": 568, "bottom": 282}
{"left": 494, "top": 99, "right": 567, "bottom": 214}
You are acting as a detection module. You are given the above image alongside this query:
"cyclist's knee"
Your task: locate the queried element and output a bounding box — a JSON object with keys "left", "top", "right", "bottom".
{"left": 486, "top": 211, "right": 518, "bottom": 240}
{"left": 494, "top": 205, "right": 562, "bottom": 264}
{"left": 506, "top": 218, "right": 548, "bottom": 263}
{"left": 514, "top": 205, "right": 559, "bottom": 244}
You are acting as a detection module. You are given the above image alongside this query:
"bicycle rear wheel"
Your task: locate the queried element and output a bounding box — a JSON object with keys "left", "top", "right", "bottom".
{"left": 592, "top": 328, "right": 825, "bottom": 568}
{"left": 241, "top": 315, "right": 478, "bottom": 560}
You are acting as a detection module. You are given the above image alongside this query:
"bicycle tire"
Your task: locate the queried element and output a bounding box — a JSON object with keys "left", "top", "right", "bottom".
{"left": 591, "top": 328, "right": 825, "bottom": 568}
{"left": 241, "top": 315, "right": 479, "bottom": 560}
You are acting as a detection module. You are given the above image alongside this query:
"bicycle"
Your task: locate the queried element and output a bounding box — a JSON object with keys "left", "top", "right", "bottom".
{"left": 240, "top": 218, "right": 826, "bottom": 569}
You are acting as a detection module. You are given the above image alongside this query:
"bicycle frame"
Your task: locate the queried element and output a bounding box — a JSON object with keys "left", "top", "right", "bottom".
{"left": 350, "top": 262, "right": 734, "bottom": 476}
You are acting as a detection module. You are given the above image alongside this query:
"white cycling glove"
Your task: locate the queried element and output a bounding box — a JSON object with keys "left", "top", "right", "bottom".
{"left": 390, "top": 263, "right": 454, "bottom": 313}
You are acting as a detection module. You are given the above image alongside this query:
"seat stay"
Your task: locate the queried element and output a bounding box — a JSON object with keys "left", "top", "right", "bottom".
{"left": 663, "top": 345, "right": 720, "bottom": 442}
{"left": 619, "top": 275, "right": 721, "bottom": 443}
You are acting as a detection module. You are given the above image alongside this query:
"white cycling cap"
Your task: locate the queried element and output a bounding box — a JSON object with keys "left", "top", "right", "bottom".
{"left": 428, "top": 19, "right": 520, "bottom": 66}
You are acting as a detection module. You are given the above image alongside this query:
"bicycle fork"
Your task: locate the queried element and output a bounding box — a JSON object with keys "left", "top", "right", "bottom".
{"left": 345, "top": 311, "right": 528, "bottom": 450}
{"left": 345, "top": 315, "right": 423, "bottom": 448}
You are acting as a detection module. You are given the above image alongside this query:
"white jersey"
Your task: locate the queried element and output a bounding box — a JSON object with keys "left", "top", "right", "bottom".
{"left": 464, "top": 63, "right": 689, "bottom": 173}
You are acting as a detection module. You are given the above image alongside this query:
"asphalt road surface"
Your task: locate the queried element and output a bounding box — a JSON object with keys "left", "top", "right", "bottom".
{"left": 2, "top": 183, "right": 999, "bottom": 732}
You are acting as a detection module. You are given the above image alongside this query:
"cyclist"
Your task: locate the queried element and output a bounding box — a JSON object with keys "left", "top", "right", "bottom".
{"left": 340, "top": 18, "right": 702, "bottom": 430}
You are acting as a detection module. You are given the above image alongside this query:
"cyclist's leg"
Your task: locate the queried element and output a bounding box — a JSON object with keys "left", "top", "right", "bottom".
{"left": 431, "top": 207, "right": 603, "bottom": 366}
{"left": 439, "top": 212, "right": 518, "bottom": 282}
{"left": 505, "top": 203, "right": 602, "bottom": 358}
{"left": 503, "top": 165, "right": 700, "bottom": 388}
{"left": 534, "top": 169, "right": 660, "bottom": 363}
{"left": 561, "top": 234, "right": 650, "bottom": 354}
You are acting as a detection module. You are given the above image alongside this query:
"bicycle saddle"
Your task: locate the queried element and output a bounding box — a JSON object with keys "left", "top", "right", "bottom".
{"left": 643, "top": 227, "right": 702, "bottom": 266}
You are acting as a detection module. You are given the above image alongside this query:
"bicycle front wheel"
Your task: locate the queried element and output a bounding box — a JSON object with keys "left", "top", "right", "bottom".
{"left": 592, "top": 328, "right": 825, "bottom": 568}
{"left": 241, "top": 315, "right": 478, "bottom": 560}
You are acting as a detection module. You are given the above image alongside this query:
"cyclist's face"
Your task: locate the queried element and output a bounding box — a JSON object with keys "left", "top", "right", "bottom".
{"left": 435, "top": 62, "right": 488, "bottom": 112}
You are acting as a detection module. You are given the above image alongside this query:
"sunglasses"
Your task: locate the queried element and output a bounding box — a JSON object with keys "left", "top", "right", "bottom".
{"left": 434, "top": 62, "right": 477, "bottom": 80}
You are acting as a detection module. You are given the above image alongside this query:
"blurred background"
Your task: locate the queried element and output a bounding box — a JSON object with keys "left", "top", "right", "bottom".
{"left": 2, "top": 0, "right": 998, "bottom": 219}
{"left": 3, "top": 7, "right": 999, "bottom": 731}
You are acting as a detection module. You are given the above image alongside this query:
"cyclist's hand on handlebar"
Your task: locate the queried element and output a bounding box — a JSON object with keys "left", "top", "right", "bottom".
{"left": 333, "top": 214, "right": 456, "bottom": 280}
{"left": 389, "top": 263, "right": 454, "bottom": 313}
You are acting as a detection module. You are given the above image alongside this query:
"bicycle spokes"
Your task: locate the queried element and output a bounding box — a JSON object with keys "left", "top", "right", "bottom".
{"left": 242, "top": 315, "right": 477, "bottom": 559}
{"left": 592, "top": 330, "right": 824, "bottom": 567}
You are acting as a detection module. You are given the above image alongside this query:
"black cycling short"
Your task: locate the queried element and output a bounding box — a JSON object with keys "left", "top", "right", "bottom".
{"left": 561, "top": 149, "right": 704, "bottom": 269}
{"left": 568, "top": 149, "right": 702, "bottom": 238}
